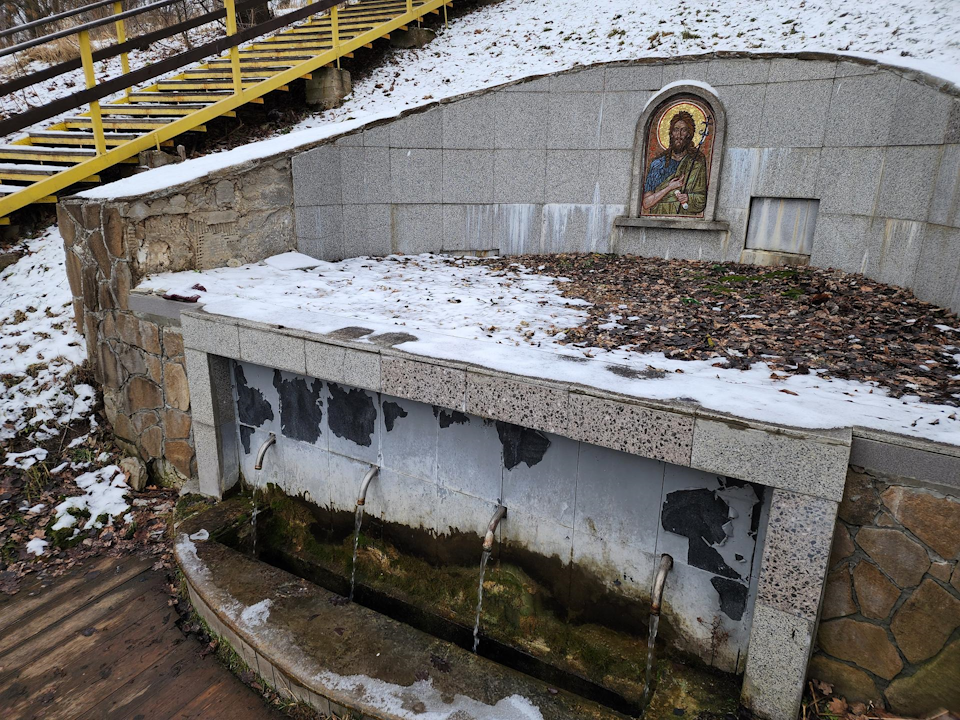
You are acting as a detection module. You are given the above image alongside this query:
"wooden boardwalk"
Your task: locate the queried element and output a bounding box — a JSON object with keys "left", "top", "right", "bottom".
{"left": 0, "top": 554, "right": 282, "bottom": 720}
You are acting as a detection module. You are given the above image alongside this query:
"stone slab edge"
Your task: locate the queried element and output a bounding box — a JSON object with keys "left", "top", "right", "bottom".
{"left": 179, "top": 309, "right": 869, "bottom": 501}
{"left": 174, "top": 539, "right": 396, "bottom": 720}
{"left": 850, "top": 428, "right": 960, "bottom": 493}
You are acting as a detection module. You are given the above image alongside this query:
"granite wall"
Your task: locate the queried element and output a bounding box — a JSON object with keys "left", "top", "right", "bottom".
{"left": 291, "top": 53, "right": 960, "bottom": 312}
{"left": 231, "top": 358, "right": 769, "bottom": 675}
{"left": 56, "top": 156, "right": 295, "bottom": 481}
{"left": 811, "top": 468, "right": 960, "bottom": 714}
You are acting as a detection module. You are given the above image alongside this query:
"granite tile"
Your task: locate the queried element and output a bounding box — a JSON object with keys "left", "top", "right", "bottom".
{"left": 304, "top": 340, "right": 381, "bottom": 392}
{"left": 239, "top": 326, "right": 306, "bottom": 374}
{"left": 756, "top": 489, "right": 838, "bottom": 621}
{"left": 691, "top": 417, "right": 850, "bottom": 501}
{"left": 567, "top": 392, "right": 693, "bottom": 466}
{"left": 465, "top": 371, "right": 568, "bottom": 435}
{"left": 381, "top": 355, "right": 466, "bottom": 410}
{"left": 181, "top": 313, "right": 240, "bottom": 358}
{"left": 741, "top": 602, "right": 814, "bottom": 720}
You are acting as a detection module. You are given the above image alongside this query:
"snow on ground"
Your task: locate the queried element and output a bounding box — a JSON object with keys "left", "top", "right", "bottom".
{"left": 140, "top": 254, "right": 960, "bottom": 445}
{"left": 25, "top": 537, "right": 48, "bottom": 556}
{"left": 80, "top": 0, "right": 960, "bottom": 199}
{"left": 297, "top": 0, "right": 960, "bottom": 132}
{"left": 51, "top": 464, "right": 130, "bottom": 533}
{"left": 0, "top": 226, "right": 90, "bottom": 443}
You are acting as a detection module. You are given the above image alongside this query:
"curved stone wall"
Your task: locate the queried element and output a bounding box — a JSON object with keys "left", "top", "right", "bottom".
{"left": 291, "top": 53, "right": 960, "bottom": 312}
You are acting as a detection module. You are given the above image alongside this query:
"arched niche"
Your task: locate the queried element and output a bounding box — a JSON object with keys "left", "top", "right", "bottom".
{"left": 627, "top": 84, "right": 726, "bottom": 224}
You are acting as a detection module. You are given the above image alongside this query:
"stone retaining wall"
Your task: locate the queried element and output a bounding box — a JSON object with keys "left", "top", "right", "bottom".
{"left": 57, "top": 156, "right": 295, "bottom": 480}
{"left": 812, "top": 469, "right": 960, "bottom": 713}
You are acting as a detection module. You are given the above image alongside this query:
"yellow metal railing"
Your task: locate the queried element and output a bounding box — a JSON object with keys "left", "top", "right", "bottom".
{"left": 0, "top": 0, "right": 450, "bottom": 221}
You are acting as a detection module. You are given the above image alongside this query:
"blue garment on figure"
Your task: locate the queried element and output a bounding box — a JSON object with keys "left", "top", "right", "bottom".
{"left": 644, "top": 155, "right": 681, "bottom": 192}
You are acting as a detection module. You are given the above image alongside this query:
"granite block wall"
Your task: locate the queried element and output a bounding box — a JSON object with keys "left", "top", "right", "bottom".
{"left": 290, "top": 54, "right": 960, "bottom": 312}
{"left": 812, "top": 468, "right": 960, "bottom": 714}
{"left": 231, "top": 357, "right": 769, "bottom": 674}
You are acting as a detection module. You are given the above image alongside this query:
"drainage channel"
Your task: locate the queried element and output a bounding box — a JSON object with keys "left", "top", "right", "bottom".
{"left": 247, "top": 541, "right": 645, "bottom": 718}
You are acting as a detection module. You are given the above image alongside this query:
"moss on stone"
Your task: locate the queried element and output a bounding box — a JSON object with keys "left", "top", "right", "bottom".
{"left": 259, "top": 491, "right": 657, "bottom": 706}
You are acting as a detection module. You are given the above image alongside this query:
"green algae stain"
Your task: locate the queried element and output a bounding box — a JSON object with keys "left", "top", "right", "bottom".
{"left": 250, "top": 489, "right": 740, "bottom": 714}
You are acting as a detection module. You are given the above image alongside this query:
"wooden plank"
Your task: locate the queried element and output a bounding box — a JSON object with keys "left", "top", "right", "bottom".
{"left": 105, "top": 647, "right": 225, "bottom": 720}
{"left": 0, "top": 584, "right": 171, "bottom": 717}
{"left": 176, "top": 678, "right": 283, "bottom": 719}
{"left": 0, "top": 556, "right": 147, "bottom": 640}
{"left": 0, "top": 557, "right": 118, "bottom": 634}
{"left": 0, "top": 563, "right": 156, "bottom": 666}
{"left": 76, "top": 637, "right": 205, "bottom": 719}
{"left": 5, "top": 602, "right": 183, "bottom": 720}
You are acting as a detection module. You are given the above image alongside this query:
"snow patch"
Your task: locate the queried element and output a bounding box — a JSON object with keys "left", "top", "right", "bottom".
{"left": 52, "top": 465, "right": 129, "bottom": 532}
{"left": 314, "top": 674, "right": 544, "bottom": 720}
{"left": 139, "top": 254, "right": 960, "bottom": 445}
{"left": 239, "top": 599, "right": 273, "bottom": 628}
{"left": 4, "top": 447, "right": 48, "bottom": 470}
{"left": 0, "top": 226, "right": 89, "bottom": 443}
{"left": 189, "top": 529, "right": 210, "bottom": 541}
{"left": 26, "top": 538, "right": 48, "bottom": 556}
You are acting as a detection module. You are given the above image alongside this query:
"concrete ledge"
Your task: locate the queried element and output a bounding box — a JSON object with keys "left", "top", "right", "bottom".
{"left": 850, "top": 429, "right": 960, "bottom": 492}
{"left": 174, "top": 509, "right": 627, "bottom": 720}
{"left": 567, "top": 392, "right": 694, "bottom": 466}
{"left": 691, "top": 416, "right": 851, "bottom": 501}
{"left": 614, "top": 215, "right": 731, "bottom": 231}
{"left": 178, "top": 309, "right": 960, "bottom": 508}
{"left": 465, "top": 370, "right": 568, "bottom": 435}
{"left": 128, "top": 290, "right": 197, "bottom": 324}
{"left": 239, "top": 325, "right": 307, "bottom": 374}
{"left": 182, "top": 312, "right": 240, "bottom": 357}
{"left": 382, "top": 353, "right": 467, "bottom": 410}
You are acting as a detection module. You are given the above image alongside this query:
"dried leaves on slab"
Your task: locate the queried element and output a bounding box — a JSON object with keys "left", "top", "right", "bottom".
{"left": 484, "top": 254, "right": 960, "bottom": 407}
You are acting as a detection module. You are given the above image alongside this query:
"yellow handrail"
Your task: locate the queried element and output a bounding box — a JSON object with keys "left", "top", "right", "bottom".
{"left": 78, "top": 29, "right": 107, "bottom": 155}
{"left": 0, "top": 0, "right": 451, "bottom": 220}
{"left": 224, "top": 0, "right": 243, "bottom": 94}
{"left": 113, "top": 1, "right": 131, "bottom": 95}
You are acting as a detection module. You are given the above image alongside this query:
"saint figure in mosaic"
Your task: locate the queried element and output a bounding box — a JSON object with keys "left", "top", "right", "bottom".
{"left": 641, "top": 97, "right": 715, "bottom": 218}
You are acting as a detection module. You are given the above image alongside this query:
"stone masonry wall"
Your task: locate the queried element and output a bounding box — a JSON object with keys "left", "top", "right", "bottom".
{"left": 57, "top": 156, "right": 295, "bottom": 482}
{"left": 811, "top": 468, "right": 960, "bottom": 714}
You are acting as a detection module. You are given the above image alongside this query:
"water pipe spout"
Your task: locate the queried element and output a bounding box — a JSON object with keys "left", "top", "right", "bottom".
{"left": 650, "top": 554, "right": 674, "bottom": 616}
{"left": 254, "top": 432, "right": 276, "bottom": 470}
{"left": 482, "top": 505, "right": 507, "bottom": 552}
{"left": 355, "top": 466, "right": 379, "bottom": 506}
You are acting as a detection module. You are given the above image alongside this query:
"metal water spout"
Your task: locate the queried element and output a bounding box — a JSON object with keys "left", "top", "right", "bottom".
{"left": 254, "top": 432, "right": 276, "bottom": 470}
{"left": 482, "top": 505, "right": 507, "bottom": 552}
{"left": 356, "top": 466, "right": 379, "bottom": 506}
{"left": 650, "top": 554, "right": 674, "bottom": 615}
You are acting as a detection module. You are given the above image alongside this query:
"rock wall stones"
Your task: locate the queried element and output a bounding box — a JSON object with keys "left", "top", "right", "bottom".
{"left": 813, "top": 468, "right": 960, "bottom": 714}
{"left": 57, "top": 157, "right": 295, "bottom": 481}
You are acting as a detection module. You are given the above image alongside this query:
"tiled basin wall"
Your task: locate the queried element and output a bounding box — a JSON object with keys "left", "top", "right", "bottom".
{"left": 232, "top": 359, "right": 769, "bottom": 674}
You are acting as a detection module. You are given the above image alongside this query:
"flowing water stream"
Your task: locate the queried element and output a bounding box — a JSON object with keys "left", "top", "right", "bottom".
{"left": 250, "top": 469, "right": 262, "bottom": 557}
{"left": 349, "top": 504, "right": 365, "bottom": 601}
{"left": 472, "top": 548, "right": 492, "bottom": 653}
{"left": 641, "top": 613, "right": 661, "bottom": 707}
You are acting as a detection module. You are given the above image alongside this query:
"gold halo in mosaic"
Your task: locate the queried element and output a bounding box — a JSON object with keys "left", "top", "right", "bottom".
{"left": 656, "top": 101, "right": 708, "bottom": 149}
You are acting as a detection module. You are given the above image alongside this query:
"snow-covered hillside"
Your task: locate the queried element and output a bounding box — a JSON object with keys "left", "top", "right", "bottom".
{"left": 296, "top": 0, "right": 960, "bottom": 132}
